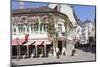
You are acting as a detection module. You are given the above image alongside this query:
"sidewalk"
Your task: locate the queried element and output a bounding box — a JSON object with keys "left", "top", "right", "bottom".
{"left": 12, "top": 49, "right": 96, "bottom": 65}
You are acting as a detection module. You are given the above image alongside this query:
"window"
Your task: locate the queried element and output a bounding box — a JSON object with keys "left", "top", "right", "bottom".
{"left": 12, "top": 24, "right": 16, "bottom": 33}
{"left": 34, "top": 23, "right": 38, "bottom": 32}
{"left": 58, "top": 24, "right": 62, "bottom": 32}
{"left": 23, "top": 24, "right": 26, "bottom": 33}
{"left": 25, "top": 24, "right": 29, "bottom": 33}
{"left": 40, "top": 23, "right": 43, "bottom": 32}
{"left": 13, "top": 28, "right": 16, "bottom": 33}
{"left": 31, "top": 24, "right": 34, "bottom": 33}
{"left": 43, "top": 23, "right": 48, "bottom": 32}
{"left": 18, "top": 24, "right": 24, "bottom": 33}
{"left": 12, "top": 18, "right": 14, "bottom": 23}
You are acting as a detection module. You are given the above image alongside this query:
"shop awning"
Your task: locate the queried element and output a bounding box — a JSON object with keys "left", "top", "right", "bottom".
{"left": 33, "top": 41, "right": 44, "bottom": 45}
{"left": 23, "top": 41, "right": 35, "bottom": 46}
{"left": 12, "top": 38, "right": 25, "bottom": 46}
{"left": 43, "top": 41, "right": 52, "bottom": 45}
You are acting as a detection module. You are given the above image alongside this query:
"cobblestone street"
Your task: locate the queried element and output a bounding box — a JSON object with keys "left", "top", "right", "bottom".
{"left": 12, "top": 49, "right": 96, "bottom": 66}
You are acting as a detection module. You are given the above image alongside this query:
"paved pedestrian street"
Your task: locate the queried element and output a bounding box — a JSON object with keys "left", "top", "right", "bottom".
{"left": 12, "top": 49, "right": 96, "bottom": 66}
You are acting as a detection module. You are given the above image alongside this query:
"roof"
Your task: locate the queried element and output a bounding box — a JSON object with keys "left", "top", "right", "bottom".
{"left": 82, "top": 20, "right": 92, "bottom": 24}
{"left": 12, "top": 6, "right": 56, "bottom": 14}
{"left": 12, "top": 6, "right": 69, "bottom": 18}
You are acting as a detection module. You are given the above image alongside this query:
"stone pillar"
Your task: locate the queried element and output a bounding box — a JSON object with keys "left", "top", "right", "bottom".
{"left": 29, "top": 24, "right": 31, "bottom": 34}
{"left": 65, "top": 40, "right": 67, "bottom": 55}
{"left": 24, "top": 24, "right": 27, "bottom": 34}
{"left": 17, "top": 45, "right": 19, "bottom": 61}
{"left": 27, "top": 45, "right": 29, "bottom": 57}
{"left": 62, "top": 40, "right": 63, "bottom": 55}
{"left": 35, "top": 45, "right": 38, "bottom": 57}
{"left": 62, "top": 40, "right": 65, "bottom": 55}
{"left": 66, "top": 41, "right": 70, "bottom": 55}
{"left": 53, "top": 39, "right": 58, "bottom": 57}
{"left": 53, "top": 46, "right": 56, "bottom": 57}
{"left": 53, "top": 41, "right": 56, "bottom": 57}
{"left": 19, "top": 46, "right": 21, "bottom": 58}
{"left": 69, "top": 40, "right": 74, "bottom": 55}
{"left": 44, "top": 45, "right": 46, "bottom": 56}
{"left": 16, "top": 38, "right": 19, "bottom": 61}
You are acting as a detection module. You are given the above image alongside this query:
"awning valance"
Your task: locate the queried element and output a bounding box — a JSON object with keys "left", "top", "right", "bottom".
{"left": 12, "top": 38, "right": 25, "bottom": 45}
{"left": 23, "top": 41, "right": 35, "bottom": 46}
{"left": 33, "top": 41, "right": 44, "bottom": 45}
{"left": 43, "top": 41, "right": 52, "bottom": 45}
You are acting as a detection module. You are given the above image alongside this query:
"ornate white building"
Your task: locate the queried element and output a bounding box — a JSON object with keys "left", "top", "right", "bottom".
{"left": 12, "top": 4, "right": 77, "bottom": 58}
{"left": 48, "top": 4, "right": 77, "bottom": 55}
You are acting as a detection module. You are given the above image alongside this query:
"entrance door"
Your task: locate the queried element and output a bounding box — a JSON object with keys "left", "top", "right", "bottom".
{"left": 58, "top": 41, "right": 62, "bottom": 52}
{"left": 12, "top": 46, "right": 17, "bottom": 58}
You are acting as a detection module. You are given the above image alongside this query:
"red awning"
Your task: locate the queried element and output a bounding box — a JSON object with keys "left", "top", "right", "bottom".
{"left": 12, "top": 38, "right": 25, "bottom": 46}
{"left": 33, "top": 41, "right": 44, "bottom": 45}
{"left": 43, "top": 41, "right": 52, "bottom": 45}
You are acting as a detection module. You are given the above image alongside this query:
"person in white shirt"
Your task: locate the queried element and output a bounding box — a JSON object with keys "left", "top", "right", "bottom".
{"left": 56, "top": 47, "right": 60, "bottom": 58}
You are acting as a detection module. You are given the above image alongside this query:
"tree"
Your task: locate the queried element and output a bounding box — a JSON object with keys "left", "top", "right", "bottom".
{"left": 47, "top": 14, "right": 58, "bottom": 56}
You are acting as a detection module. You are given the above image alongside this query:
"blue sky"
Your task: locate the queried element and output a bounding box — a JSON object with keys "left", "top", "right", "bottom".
{"left": 12, "top": 1, "right": 48, "bottom": 9}
{"left": 12, "top": 1, "right": 96, "bottom": 22}
{"left": 73, "top": 5, "right": 95, "bottom": 22}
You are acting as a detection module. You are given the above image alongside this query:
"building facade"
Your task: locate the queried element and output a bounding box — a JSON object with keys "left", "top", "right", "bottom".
{"left": 78, "top": 20, "right": 95, "bottom": 45}
{"left": 11, "top": 5, "right": 76, "bottom": 58}
{"left": 48, "top": 4, "right": 77, "bottom": 55}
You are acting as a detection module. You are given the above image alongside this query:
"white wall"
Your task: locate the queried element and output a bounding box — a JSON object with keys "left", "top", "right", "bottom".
{"left": 48, "top": 4, "right": 57, "bottom": 9}
{"left": 75, "top": 25, "right": 82, "bottom": 40}
{"left": 60, "top": 5, "right": 76, "bottom": 27}
{"left": 12, "top": 33, "right": 48, "bottom": 40}
{"left": 48, "top": 4, "right": 77, "bottom": 27}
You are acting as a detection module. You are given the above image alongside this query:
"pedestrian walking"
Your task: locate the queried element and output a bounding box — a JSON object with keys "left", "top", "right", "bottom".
{"left": 71, "top": 36, "right": 76, "bottom": 56}
{"left": 31, "top": 49, "right": 35, "bottom": 58}
{"left": 62, "top": 47, "right": 66, "bottom": 55}
{"left": 56, "top": 48, "right": 59, "bottom": 59}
